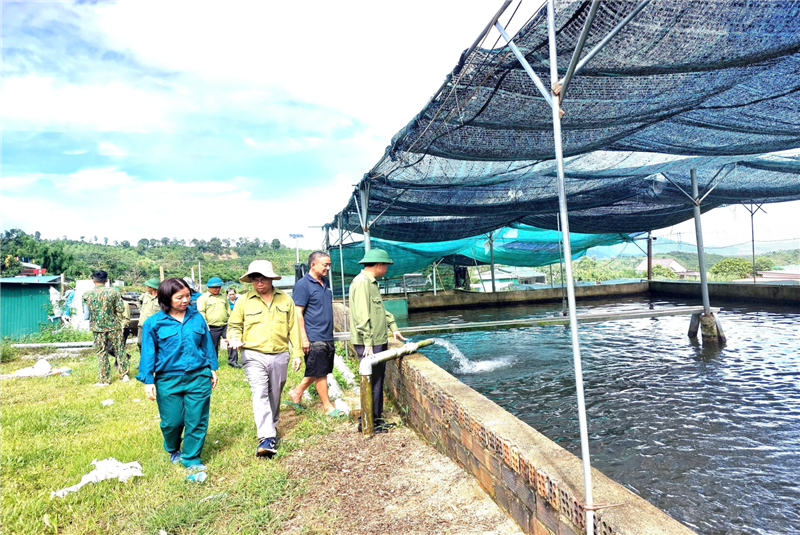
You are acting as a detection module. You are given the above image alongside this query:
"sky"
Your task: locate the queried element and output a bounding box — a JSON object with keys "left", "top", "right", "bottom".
{"left": 2, "top": 0, "right": 798, "bottom": 251}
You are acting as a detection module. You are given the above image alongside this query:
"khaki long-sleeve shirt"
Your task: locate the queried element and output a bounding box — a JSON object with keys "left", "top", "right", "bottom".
{"left": 349, "top": 270, "right": 398, "bottom": 347}
{"left": 227, "top": 288, "right": 303, "bottom": 357}
{"left": 139, "top": 292, "right": 160, "bottom": 325}
{"left": 197, "top": 292, "right": 230, "bottom": 326}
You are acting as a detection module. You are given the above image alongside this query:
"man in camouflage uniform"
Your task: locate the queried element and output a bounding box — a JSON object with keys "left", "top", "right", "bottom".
{"left": 83, "top": 270, "right": 128, "bottom": 385}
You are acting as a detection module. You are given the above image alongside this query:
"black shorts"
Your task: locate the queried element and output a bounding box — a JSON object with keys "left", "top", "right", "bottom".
{"left": 304, "top": 341, "right": 335, "bottom": 378}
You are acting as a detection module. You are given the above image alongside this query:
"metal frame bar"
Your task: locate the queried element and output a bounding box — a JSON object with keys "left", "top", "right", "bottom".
{"left": 573, "top": 1, "right": 651, "bottom": 75}
{"left": 557, "top": 0, "right": 601, "bottom": 100}
{"left": 495, "top": 22, "right": 553, "bottom": 106}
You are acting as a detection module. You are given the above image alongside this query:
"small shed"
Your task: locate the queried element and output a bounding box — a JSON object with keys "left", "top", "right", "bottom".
{"left": 0, "top": 276, "right": 61, "bottom": 339}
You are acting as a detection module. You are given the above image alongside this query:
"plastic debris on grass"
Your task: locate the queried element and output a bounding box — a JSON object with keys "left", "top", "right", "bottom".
{"left": 101, "top": 399, "right": 114, "bottom": 406}
{"left": 51, "top": 458, "right": 143, "bottom": 498}
{"left": 0, "top": 359, "right": 72, "bottom": 379}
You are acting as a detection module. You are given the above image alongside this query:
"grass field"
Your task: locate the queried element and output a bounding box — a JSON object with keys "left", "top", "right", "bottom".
{"left": 1, "top": 347, "right": 343, "bottom": 534}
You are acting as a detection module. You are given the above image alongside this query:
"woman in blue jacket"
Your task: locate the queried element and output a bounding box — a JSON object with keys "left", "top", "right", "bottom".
{"left": 137, "top": 278, "right": 219, "bottom": 470}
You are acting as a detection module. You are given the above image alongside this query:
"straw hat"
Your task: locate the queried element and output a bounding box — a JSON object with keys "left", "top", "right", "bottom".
{"left": 239, "top": 260, "right": 282, "bottom": 282}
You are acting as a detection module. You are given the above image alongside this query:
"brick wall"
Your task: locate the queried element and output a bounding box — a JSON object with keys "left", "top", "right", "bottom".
{"left": 385, "top": 353, "right": 697, "bottom": 535}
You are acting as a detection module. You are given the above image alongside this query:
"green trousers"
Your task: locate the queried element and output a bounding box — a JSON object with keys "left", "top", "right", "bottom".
{"left": 92, "top": 330, "right": 127, "bottom": 383}
{"left": 154, "top": 368, "right": 212, "bottom": 467}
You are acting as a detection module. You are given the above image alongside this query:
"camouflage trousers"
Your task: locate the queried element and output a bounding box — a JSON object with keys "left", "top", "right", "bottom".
{"left": 93, "top": 330, "right": 128, "bottom": 383}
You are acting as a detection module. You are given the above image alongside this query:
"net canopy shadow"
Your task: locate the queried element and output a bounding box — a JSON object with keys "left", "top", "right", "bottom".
{"left": 329, "top": 0, "right": 800, "bottom": 242}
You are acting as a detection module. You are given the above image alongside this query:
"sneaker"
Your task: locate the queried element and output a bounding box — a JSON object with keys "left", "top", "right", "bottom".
{"left": 186, "top": 463, "right": 208, "bottom": 472}
{"left": 169, "top": 450, "right": 182, "bottom": 464}
{"left": 121, "top": 375, "right": 130, "bottom": 382}
{"left": 256, "top": 437, "right": 278, "bottom": 458}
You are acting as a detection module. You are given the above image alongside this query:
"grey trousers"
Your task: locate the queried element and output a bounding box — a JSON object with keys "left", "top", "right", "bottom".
{"left": 241, "top": 349, "right": 289, "bottom": 440}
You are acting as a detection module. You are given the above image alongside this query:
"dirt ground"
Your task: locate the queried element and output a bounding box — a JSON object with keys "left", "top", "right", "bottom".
{"left": 274, "top": 415, "right": 523, "bottom": 535}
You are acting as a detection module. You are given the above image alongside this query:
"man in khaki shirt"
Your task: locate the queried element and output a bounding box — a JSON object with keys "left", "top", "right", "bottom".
{"left": 197, "top": 277, "right": 230, "bottom": 362}
{"left": 227, "top": 260, "right": 303, "bottom": 458}
{"left": 349, "top": 249, "right": 406, "bottom": 433}
{"left": 137, "top": 278, "right": 161, "bottom": 350}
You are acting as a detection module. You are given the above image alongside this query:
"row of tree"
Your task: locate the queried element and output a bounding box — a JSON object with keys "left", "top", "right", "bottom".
{"left": 1, "top": 229, "right": 310, "bottom": 285}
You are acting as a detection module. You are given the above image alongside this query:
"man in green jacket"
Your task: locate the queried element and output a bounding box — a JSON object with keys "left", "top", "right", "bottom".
{"left": 349, "top": 249, "right": 406, "bottom": 433}
{"left": 197, "top": 276, "right": 230, "bottom": 362}
{"left": 137, "top": 278, "right": 161, "bottom": 349}
{"left": 227, "top": 260, "right": 303, "bottom": 458}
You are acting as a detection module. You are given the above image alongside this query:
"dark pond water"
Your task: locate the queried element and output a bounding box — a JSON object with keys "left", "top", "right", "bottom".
{"left": 400, "top": 296, "right": 800, "bottom": 535}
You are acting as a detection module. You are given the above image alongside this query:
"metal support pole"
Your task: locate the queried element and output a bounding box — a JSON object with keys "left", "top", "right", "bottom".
{"left": 359, "top": 183, "right": 371, "bottom": 252}
{"left": 489, "top": 232, "right": 496, "bottom": 293}
{"left": 691, "top": 169, "right": 711, "bottom": 315}
{"left": 647, "top": 231, "right": 653, "bottom": 280}
{"left": 433, "top": 261, "right": 437, "bottom": 296}
{"left": 547, "top": 2, "right": 594, "bottom": 532}
{"left": 750, "top": 205, "right": 757, "bottom": 284}
{"left": 338, "top": 214, "right": 348, "bottom": 332}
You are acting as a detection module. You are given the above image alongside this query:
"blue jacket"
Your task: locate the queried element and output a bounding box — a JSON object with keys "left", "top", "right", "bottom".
{"left": 136, "top": 307, "right": 219, "bottom": 384}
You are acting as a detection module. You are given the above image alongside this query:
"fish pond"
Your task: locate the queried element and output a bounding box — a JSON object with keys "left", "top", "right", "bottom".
{"left": 401, "top": 296, "right": 800, "bottom": 535}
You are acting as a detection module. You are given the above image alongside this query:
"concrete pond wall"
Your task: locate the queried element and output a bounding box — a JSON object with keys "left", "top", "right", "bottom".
{"left": 650, "top": 280, "right": 799, "bottom": 305}
{"left": 385, "top": 352, "right": 697, "bottom": 535}
{"left": 405, "top": 283, "right": 649, "bottom": 312}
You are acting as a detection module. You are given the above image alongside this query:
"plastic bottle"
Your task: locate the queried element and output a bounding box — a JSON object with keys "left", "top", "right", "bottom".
{"left": 186, "top": 472, "right": 207, "bottom": 483}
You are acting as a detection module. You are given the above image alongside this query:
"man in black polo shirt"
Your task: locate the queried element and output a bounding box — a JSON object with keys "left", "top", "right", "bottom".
{"left": 287, "top": 251, "right": 344, "bottom": 417}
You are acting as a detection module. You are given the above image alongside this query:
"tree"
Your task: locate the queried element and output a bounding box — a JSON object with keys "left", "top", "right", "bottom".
{"left": 80, "top": 236, "right": 85, "bottom": 242}
{"left": 149, "top": 238, "right": 159, "bottom": 248}
{"left": 120, "top": 240, "right": 131, "bottom": 248}
{"left": 104, "top": 237, "right": 109, "bottom": 245}
{"left": 208, "top": 237, "right": 223, "bottom": 255}
{"left": 651, "top": 264, "right": 678, "bottom": 279}
{"left": 34, "top": 231, "right": 41, "bottom": 241}
{"left": 710, "top": 257, "right": 751, "bottom": 280}
{"left": 271, "top": 239, "right": 281, "bottom": 250}
{"left": 161, "top": 237, "right": 170, "bottom": 247}
{"left": 1, "top": 254, "right": 22, "bottom": 276}
{"left": 93, "top": 236, "right": 98, "bottom": 243}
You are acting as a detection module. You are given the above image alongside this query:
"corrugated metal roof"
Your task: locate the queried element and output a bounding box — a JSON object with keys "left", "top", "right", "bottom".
{"left": 0, "top": 276, "right": 61, "bottom": 285}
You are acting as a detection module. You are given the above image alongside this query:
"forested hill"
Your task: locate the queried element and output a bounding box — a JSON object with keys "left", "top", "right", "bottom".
{"left": 1, "top": 230, "right": 315, "bottom": 287}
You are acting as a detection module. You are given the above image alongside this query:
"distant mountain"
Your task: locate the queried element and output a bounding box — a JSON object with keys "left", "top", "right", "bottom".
{"left": 587, "top": 237, "right": 799, "bottom": 259}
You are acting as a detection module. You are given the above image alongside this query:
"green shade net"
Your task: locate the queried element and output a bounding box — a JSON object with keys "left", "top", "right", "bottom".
{"left": 331, "top": 223, "right": 638, "bottom": 280}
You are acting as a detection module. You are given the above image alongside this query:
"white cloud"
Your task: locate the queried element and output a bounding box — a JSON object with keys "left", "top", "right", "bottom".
{"left": 64, "top": 149, "right": 88, "bottom": 155}
{"left": 56, "top": 167, "right": 135, "bottom": 191}
{"left": 0, "top": 173, "right": 48, "bottom": 192}
{"left": 97, "top": 142, "right": 128, "bottom": 157}
{"left": 90, "top": 1, "right": 512, "bottom": 137}
{"left": 3, "top": 169, "right": 355, "bottom": 248}
{"left": 244, "top": 136, "right": 323, "bottom": 155}
{"left": 1, "top": 75, "right": 173, "bottom": 132}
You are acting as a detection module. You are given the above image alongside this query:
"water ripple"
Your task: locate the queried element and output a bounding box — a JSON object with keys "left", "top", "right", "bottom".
{"left": 411, "top": 298, "right": 800, "bottom": 535}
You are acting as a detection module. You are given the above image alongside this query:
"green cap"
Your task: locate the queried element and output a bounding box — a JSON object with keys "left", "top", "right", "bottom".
{"left": 358, "top": 248, "right": 394, "bottom": 264}
{"left": 144, "top": 278, "right": 160, "bottom": 289}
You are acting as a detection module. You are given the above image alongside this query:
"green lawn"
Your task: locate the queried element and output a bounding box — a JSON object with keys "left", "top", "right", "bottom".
{"left": 1, "top": 348, "right": 340, "bottom": 534}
